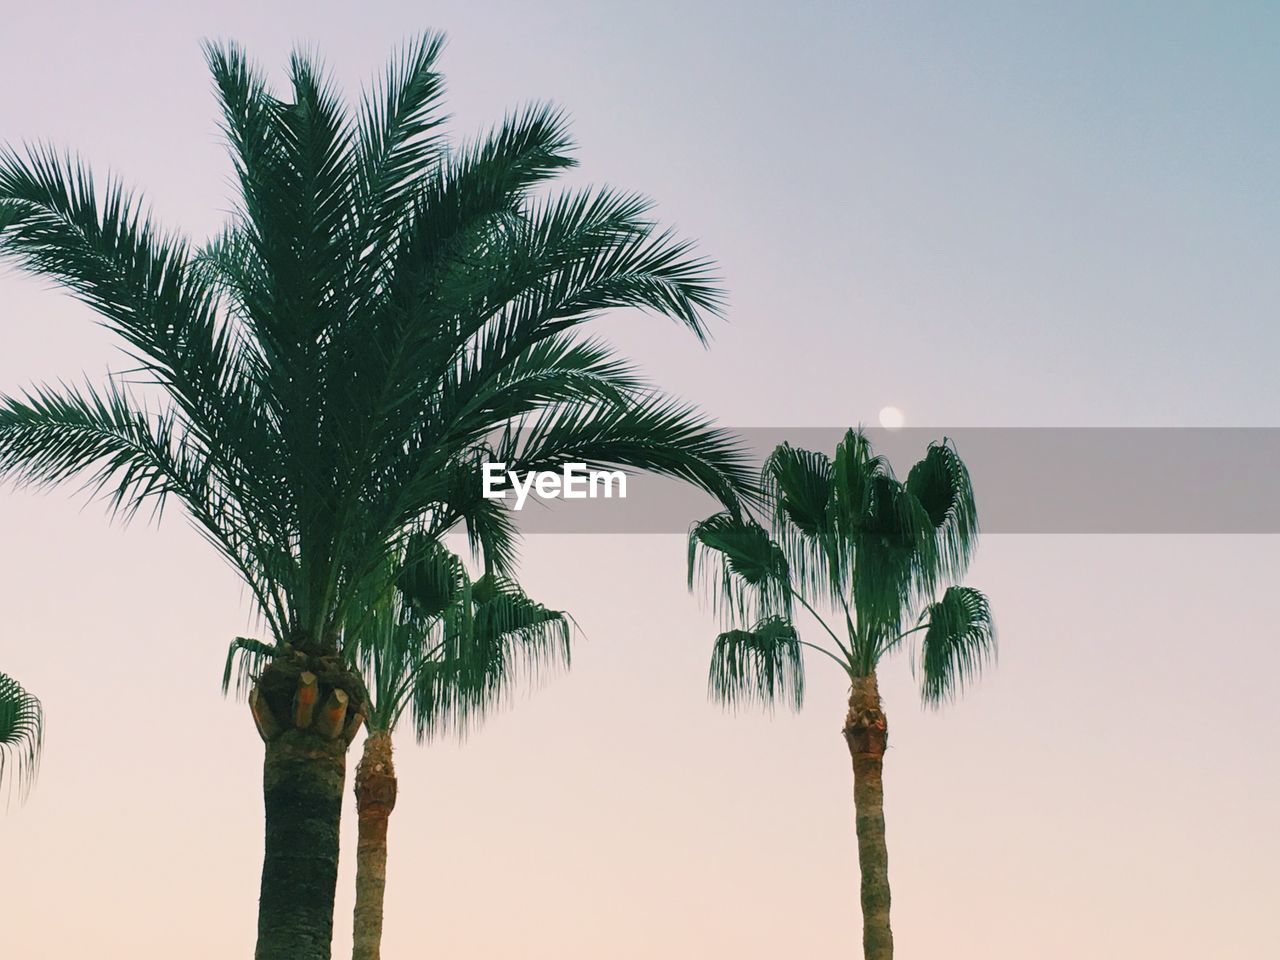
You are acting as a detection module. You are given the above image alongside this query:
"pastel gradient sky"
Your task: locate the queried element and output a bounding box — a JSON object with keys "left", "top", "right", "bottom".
{"left": 2, "top": 2, "right": 1278, "bottom": 957}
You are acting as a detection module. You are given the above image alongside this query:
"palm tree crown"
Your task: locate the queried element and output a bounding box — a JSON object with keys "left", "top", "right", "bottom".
{"left": 0, "top": 34, "right": 753, "bottom": 958}
{"left": 688, "top": 428, "right": 995, "bottom": 711}
{"left": 0, "top": 33, "right": 751, "bottom": 656}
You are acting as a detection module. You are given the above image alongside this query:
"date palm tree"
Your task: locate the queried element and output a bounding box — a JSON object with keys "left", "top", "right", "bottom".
{"left": 0, "top": 34, "right": 750, "bottom": 959}
{"left": 227, "top": 534, "right": 571, "bottom": 960}
{"left": 688, "top": 430, "right": 996, "bottom": 960}
{"left": 0, "top": 671, "right": 43, "bottom": 802}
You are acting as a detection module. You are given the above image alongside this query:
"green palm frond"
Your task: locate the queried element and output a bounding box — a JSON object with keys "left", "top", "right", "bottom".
{"left": 495, "top": 392, "right": 757, "bottom": 515}
{"left": 0, "top": 382, "right": 178, "bottom": 507}
{"left": 353, "top": 32, "right": 448, "bottom": 239}
{"left": 915, "top": 586, "right": 996, "bottom": 707}
{"left": 829, "top": 428, "right": 895, "bottom": 537}
{"left": 905, "top": 439, "right": 978, "bottom": 586}
{"left": 762, "top": 443, "right": 839, "bottom": 599}
{"left": 0, "top": 381, "right": 292, "bottom": 639}
{"left": 411, "top": 573, "right": 570, "bottom": 741}
{"left": 396, "top": 533, "right": 469, "bottom": 620}
{"left": 708, "top": 616, "right": 804, "bottom": 711}
{"left": 851, "top": 471, "right": 941, "bottom": 653}
{"left": 222, "top": 637, "right": 279, "bottom": 699}
{"left": 0, "top": 671, "right": 44, "bottom": 802}
{"left": 764, "top": 443, "right": 832, "bottom": 537}
{"left": 688, "top": 512, "right": 792, "bottom": 625}
{"left": 347, "top": 540, "right": 570, "bottom": 741}
{"left": 0, "top": 145, "right": 209, "bottom": 384}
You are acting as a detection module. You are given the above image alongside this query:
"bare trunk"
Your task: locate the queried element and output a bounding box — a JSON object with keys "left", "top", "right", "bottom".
{"left": 352, "top": 729, "right": 397, "bottom": 960}
{"left": 251, "top": 648, "right": 366, "bottom": 960}
{"left": 844, "top": 672, "right": 893, "bottom": 960}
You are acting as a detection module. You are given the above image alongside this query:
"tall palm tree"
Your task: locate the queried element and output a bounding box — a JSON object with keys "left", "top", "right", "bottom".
{"left": 0, "top": 35, "right": 751, "bottom": 959}
{"left": 688, "top": 429, "right": 996, "bottom": 960}
{"left": 227, "top": 534, "right": 571, "bottom": 960}
{"left": 0, "top": 671, "right": 43, "bottom": 802}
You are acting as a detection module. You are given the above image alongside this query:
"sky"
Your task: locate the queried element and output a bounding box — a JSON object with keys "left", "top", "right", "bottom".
{"left": 2, "top": 1, "right": 1279, "bottom": 957}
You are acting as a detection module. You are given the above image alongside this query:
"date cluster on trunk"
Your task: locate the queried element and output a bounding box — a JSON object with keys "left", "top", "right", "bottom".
{"left": 248, "top": 653, "right": 366, "bottom": 745}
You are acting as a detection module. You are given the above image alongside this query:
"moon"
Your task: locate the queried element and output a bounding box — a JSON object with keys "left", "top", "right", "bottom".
{"left": 878, "top": 406, "right": 905, "bottom": 430}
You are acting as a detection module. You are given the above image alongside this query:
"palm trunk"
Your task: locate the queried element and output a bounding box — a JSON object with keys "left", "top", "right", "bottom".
{"left": 250, "top": 650, "right": 365, "bottom": 960}
{"left": 352, "top": 729, "right": 398, "bottom": 960}
{"left": 844, "top": 672, "right": 893, "bottom": 960}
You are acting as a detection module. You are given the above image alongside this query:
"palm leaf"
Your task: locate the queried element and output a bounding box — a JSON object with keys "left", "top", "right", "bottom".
{"left": 905, "top": 439, "right": 978, "bottom": 586}
{"left": 411, "top": 574, "right": 571, "bottom": 740}
{"left": 762, "top": 442, "right": 840, "bottom": 600}
{"left": 0, "top": 671, "right": 44, "bottom": 801}
{"left": 708, "top": 616, "right": 804, "bottom": 711}
{"left": 688, "top": 512, "right": 791, "bottom": 624}
{"left": 222, "top": 637, "right": 278, "bottom": 698}
{"left": 915, "top": 586, "right": 996, "bottom": 707}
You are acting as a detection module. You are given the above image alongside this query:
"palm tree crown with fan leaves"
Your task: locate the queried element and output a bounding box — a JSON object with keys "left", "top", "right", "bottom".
{"left": 688, "top": 428, "right": 996, "bottom": 960}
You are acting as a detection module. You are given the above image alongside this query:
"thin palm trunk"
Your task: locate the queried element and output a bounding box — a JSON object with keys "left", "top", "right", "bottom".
{"left": 252, "top": 652, "right": 364, "bottom": 960}
{"left": 844, "top": 672, "right": 893, "bottom": 960}
{"left": 352, "top": 729, "right": 398, "bottom": 960}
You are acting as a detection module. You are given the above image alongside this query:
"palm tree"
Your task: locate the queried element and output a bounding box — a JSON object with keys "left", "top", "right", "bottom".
{"left": 0, "top": 35, "right": 751, "bottom": 959}
{"left": 0, "top": 671, "right": 43, "bottom": 802}
{"left": 227, "top": 534, "right": 571, "bottom": 960}
{"left": 687, "top": 429, "right": 996, "bottom": 960}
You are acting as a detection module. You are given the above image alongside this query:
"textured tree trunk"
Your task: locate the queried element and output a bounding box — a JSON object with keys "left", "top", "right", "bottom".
{"left": 352, "top": 729, "right": 398, "bottom": 960}
{"left": 251, "top": 648, "right": 366, "bottom": 960}
{"left": 844, "top": 672, "right": 893, "bottom": 960}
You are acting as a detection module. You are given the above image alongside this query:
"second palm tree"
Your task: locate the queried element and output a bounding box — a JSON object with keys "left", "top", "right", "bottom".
{"left": 688, "top": 429, "right": 997, "bottom": 959}
{"left": 229, "top": 535, "right": 568, "bottom": 960}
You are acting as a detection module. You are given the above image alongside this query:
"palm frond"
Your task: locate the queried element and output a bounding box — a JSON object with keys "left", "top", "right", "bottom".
{"left": 688, "top": 512, "right": 791, "bottom": 625}
{"left": 0, "top": 671, "right": 44, "bottom": 802}
{"left": 915, "top": 586, "right": 996, "bottom": 707}
{"left": 354, "top": 32, "right": 448, "bottom": 242}
{"left": 0, "top": 381, "right": 291, "bottom": 638}
{"left": 762, "top": 442, "right": 840, "bottom": 599}
{"left": 494, "top": 392, "right": 757, "bottom": 513}
{"left": 0, "top": 380, "right": 187, "bottom": 515}
{"left": 708, "top": 616, "right": 804, "bottom": 711}
{"left": 0, "top": 144, "right": 207, "bottom": 384}
{"left": 395, "top": 533, "right": 469, "bottom": 620}
{"left": 851, "top": 472, "right": 940, "bottom": 650}
{"left": 411, "top": 574, "right": 571, "bottom": 740}
{"left": 905, "top": 438, "right": 979, "bottom": 586}
{"left": 222, "top": 637, "right": 278, "bottom": 699}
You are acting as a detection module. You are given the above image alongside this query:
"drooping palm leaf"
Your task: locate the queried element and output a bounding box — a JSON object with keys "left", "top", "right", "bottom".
{"left": 762, "top": 443, "right": 837, "bottom": 599}
{"left": 410, "top": 573, "right": 570, "bottom": 740}
{"left": 905, "top": 439, "right": 978, "bottom": 586}
{"left": 916, "top": 586, "right": 996, "bottom": 707}
{"left": 338, "top": 538, "right": 570, "bottom": 741}
{"left": 0, "top": 671, "right": 43, "bottom": 801}
{"left": 708, "top": 616, "right": 804, "bottom": 711}
{"left": 688, "top": 511, "right": 791, "bottom": 625}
